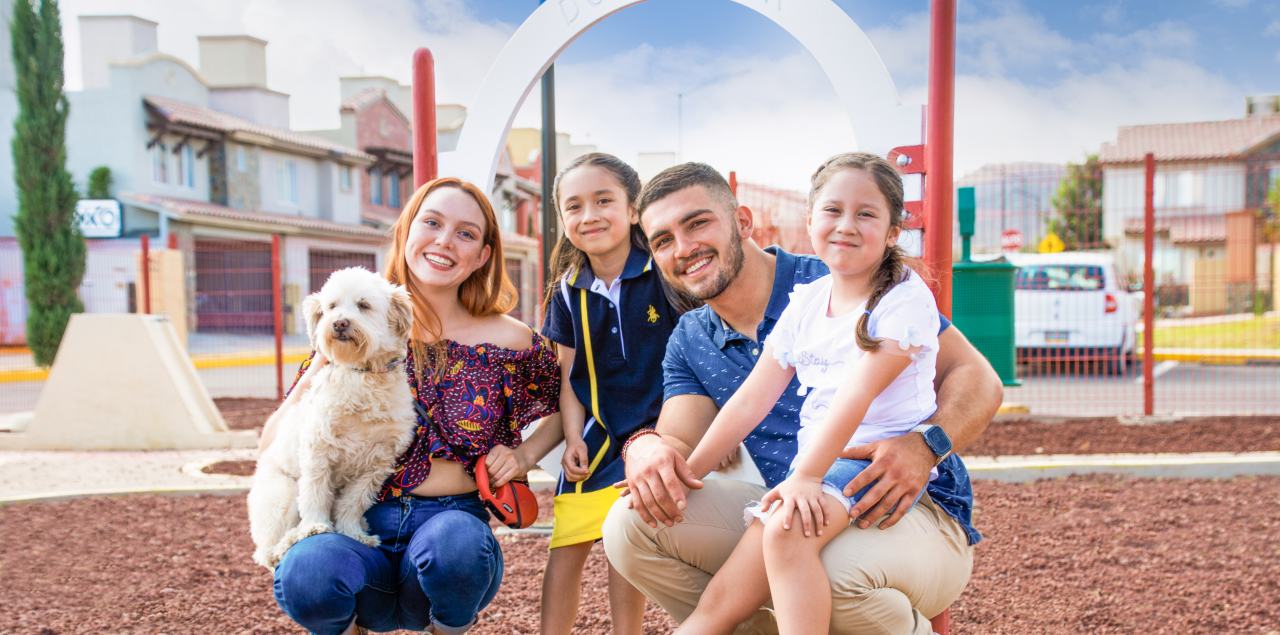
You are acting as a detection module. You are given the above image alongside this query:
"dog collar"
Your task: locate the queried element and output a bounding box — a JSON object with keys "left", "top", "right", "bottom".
{"left": 342, "top": 355, "right": 406, "bottom": 374}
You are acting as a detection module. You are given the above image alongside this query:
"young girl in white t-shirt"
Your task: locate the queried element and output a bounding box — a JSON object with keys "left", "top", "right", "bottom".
{"left": 676, "top": 152, "right": 940, "bottom": 635}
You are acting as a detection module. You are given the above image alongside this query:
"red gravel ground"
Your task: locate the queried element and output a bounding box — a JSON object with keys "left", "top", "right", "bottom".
{"left": 2, "top": 476, "right": 1277, "bottom": 634}
{"left": 966, "top": 416, "right": 1280, "bottom": 456}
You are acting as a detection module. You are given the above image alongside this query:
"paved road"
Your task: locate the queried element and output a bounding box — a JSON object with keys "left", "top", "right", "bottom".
{"left": 1004, "top": 361, "right": 1280, "bottom": 416}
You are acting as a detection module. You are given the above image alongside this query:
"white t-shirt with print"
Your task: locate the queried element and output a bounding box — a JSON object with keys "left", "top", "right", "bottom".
{"left": 765, "top": 267, "right": 940, "bottom": 473}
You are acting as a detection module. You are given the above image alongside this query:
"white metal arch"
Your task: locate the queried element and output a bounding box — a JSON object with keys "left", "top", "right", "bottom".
{"left": 440, "top": 0, "right": 921, "bottom": 192}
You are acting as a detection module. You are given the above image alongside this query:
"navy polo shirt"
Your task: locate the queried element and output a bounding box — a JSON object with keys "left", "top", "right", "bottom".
{"left": 662, "top": 246, "right": 981, "bottom": 545}
{"left": 542, "top": 246, "right": 677, "bottom": 441}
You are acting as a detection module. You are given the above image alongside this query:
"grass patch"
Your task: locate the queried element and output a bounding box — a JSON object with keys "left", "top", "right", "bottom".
{"left": 1153, "top": 316, "right": 1280, "bottom": 349}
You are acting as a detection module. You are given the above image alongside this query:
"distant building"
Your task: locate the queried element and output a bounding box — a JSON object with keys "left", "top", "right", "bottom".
{"left": 954, "top": 162, "right": 1067, "bottom": 254}
{"left": 1099, "top": 104, "right": 1280, "bottom": 314}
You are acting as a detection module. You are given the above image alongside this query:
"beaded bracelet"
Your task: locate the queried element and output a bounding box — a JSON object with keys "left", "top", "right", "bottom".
{"left": 620, "top": 428, "right": 660, "bottom": 463}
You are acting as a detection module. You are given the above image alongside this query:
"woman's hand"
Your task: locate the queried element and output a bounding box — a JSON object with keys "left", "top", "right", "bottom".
{"left": 561, "top": 437, "right": 591, "bottom": 482}
{"left": 485, "top": 444, "right": 529, "bottom": 488}
{"left": 759, "top": 473, "right": 831, "bottom": 537}
{"left": 298, "top": 352, "right": 329, "bottom": 391}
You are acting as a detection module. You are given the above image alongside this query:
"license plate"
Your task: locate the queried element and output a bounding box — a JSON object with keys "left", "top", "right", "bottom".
{"left": 1045, "top": 330, "right": 1069, "bottom": 344}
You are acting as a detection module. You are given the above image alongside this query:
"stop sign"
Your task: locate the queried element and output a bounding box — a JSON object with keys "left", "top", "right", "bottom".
{"left": 1001, "top": 229, "right": 1024, "bottom": 251}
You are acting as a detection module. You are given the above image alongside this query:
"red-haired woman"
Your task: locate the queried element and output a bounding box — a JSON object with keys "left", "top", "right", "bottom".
{"left": 261, "top": 178, "right": 564, "bottom": 635}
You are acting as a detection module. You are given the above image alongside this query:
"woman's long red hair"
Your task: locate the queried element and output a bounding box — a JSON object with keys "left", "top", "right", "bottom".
{"left": 385, "top": 178, "right": 518, "bottom": 345}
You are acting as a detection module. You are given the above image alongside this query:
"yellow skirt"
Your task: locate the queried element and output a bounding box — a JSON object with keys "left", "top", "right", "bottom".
{"left": 549, "top": 486, "right": 624, "bottom": 550}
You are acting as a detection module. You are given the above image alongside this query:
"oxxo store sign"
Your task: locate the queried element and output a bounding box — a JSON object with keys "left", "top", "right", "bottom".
{"left": 76, "top": 199, "right": 123, "bottom": 238}
{"left": 439, "top": 0, "right": 924, "bottom": 201}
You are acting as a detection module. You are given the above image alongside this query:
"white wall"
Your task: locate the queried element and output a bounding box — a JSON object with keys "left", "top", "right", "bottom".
{"left": 0, "top": 0, "right": 17, "bottom": 237}
{"left": 258, "top": 149, "right": 318, "bottom": 216}
{"left": 67, "top": 55, "right": 210, "bottom": 223}
{"left": 1103, "top": 162, "right": 1248, "bottom": 245}
{"left": 208, "top": 86, "right": 290, "bottom": 128}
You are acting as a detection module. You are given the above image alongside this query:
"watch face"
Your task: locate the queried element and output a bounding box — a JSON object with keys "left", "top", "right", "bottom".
{"left": 924, "top": 426, "right": 952, "bottom": 455}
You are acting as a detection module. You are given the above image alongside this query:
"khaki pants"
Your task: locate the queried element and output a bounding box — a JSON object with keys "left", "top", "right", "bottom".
{"left": 601, "top": 479, "right": 974, "bottom": 635}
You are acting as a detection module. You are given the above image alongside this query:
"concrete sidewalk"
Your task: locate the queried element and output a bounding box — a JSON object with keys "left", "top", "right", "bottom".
{"left": 0, "top": 449, "right": 559, "bottom": 503}
{"left": 2, "top": 448, "right": 1278, "bottom": 504}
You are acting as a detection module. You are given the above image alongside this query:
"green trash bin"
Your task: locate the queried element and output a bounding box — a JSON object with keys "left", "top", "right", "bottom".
{"left": 950, "top": 187, "right": 1020, "bottom": 386}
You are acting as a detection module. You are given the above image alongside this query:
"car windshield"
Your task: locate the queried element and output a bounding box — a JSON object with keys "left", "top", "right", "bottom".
{"left": 1016, "top": 265, "right": 1105, "bottom": 291}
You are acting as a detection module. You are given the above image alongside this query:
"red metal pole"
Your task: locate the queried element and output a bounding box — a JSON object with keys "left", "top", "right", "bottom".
{"left": 140, "top": 235, "right": 151, "bottom": 315}
{"left": 1143, "top": 153, "right": 1155, "bottom": 415}
{"left": 729, "top": 170, "right": 738, "bottom": 197}
{"left": 924, "top": 0, "right": 957, "bottom": 319}
{"left": 272, "top": 234, "right": 284, "bottom": 403}
{"left": 412, "top": 48, "right": 438, "bottom": 188}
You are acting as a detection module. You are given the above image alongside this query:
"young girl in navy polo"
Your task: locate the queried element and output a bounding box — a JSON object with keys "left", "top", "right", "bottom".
{"left": 539, "top": 153, "right": 694, "bottom": 635}
{"left": 675, "top": 152, "right": 942, "bottom": 635}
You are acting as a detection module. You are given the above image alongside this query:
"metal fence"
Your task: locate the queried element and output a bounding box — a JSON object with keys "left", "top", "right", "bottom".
{"left": 0, "top": 231, "right": 543, "bottom": 416}
{"left": 732, "top": 155, "right": 1278, "bottom": 417}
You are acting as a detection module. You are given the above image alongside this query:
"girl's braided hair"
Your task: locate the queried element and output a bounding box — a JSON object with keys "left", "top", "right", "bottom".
{"left": 808, "top": 152, "right": 922, "bottom": 352}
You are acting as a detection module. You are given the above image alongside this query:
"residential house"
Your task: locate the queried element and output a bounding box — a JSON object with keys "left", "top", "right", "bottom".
{"left": 1099, "top": 101, "right": 1280, "bottom": 315}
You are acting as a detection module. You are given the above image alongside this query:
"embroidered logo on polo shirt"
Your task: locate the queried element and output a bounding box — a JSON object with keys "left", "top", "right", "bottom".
{"left": 647, "top": 305, "right": 659, "bottom": 323}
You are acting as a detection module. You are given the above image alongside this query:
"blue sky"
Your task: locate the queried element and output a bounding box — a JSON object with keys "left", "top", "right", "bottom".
{"left": 60, "top": 0, "right": 1280, "bottom": 185}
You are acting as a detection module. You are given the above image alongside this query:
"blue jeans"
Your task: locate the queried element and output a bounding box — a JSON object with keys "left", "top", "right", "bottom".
{"left": 273, "top": 492, "right": 503, "bottom": 635}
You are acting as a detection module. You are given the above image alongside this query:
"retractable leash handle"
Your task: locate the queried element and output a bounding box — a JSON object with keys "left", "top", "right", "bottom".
{"left": 475, "top": 455, "right": 539, "bottom": 530}
{"left": 414, "top": 401, "right": 539, "bottom": 529}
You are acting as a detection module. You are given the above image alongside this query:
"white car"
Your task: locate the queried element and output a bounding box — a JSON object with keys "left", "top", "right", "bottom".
{"left": 1006, "top": 252, "right": 1138, "bottom": 375}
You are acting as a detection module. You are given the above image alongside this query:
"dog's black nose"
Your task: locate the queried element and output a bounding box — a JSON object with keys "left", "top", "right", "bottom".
{"left": 333, "top": 319, "right": 350, "bottom": 332}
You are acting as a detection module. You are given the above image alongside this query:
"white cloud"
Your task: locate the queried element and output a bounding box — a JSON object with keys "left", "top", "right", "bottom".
{"left": 55, "top": 0, "right": 1250, "bottom": 190}
{"left": 1266, "top": 20, "right": 1280, "bottom": 37}
{"left": 517, "top": 44, "right": 855, "bottom": 188}
{"left": 1211, "top": 0, "right": 1250, "bottom": 7}
{"left": 915, "top": 57, "right": 1240, "bottom": 177}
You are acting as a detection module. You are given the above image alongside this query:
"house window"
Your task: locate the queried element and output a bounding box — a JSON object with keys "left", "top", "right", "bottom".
{"left": 277, "top": 160, "right": 298, "bottom": 204}
{"left": 1155, "top": 171, "right": 1203, "bottom": 208}
{"left": 388, "top": 171, "right": 400, "bottom": 208}
{"left": 340, "top": 166, "right": 352, "bottom": 191}
{"left": 370, "top": 168, "right": 382, "bottom": 205}
{"left": 236, "top": 146, "right": 246, "bottom": 172}
{"left": 152, "top": 141, "right": 168, "bottom": 184}
{"left": 175, "top": 144, "right": 195, "bottom": 189}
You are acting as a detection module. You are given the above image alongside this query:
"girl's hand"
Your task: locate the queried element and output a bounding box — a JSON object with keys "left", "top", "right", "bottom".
{"left": 485, "top": 444, "right": 528, "bottom": 488}
{"left": 561, "top": 438, "right": 592, "bottom": 482}
{"left": 759, "top": 474, "right": 830, "bottom": 537}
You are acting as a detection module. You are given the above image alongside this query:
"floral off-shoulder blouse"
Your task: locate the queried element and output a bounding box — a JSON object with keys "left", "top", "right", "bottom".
{"left": 285, "top": 332, "right": 560, "bottom": 502}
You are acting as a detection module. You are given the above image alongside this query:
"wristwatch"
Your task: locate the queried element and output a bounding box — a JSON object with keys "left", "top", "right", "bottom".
{"left": 911, "top": 424, "right": 952, "bottom": 465}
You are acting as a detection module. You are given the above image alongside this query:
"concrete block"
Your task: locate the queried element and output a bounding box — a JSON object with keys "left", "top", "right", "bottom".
{"left": 0, "top": 314, "right": 258, "bottom": 450}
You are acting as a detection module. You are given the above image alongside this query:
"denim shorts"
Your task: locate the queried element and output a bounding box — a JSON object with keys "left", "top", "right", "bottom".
{"left": 747, "top": 458, "right": 927, "bottom": 524}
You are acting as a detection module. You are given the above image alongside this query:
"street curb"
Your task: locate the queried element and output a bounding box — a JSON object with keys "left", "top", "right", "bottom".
{"left": 966, "top": 451, "right": 1280, "bottom": 482}
{"left": 0, "top": 351, "right": 314, "bottom": 383}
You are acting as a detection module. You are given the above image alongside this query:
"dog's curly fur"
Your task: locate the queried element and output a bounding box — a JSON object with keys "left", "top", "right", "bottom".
{"left": 247, "top": 268, "right": 418, "bottom": 570}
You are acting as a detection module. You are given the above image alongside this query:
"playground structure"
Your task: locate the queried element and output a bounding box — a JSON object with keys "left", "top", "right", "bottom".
{"left": 408, "top": 1, "right": 959, "bottom": 632}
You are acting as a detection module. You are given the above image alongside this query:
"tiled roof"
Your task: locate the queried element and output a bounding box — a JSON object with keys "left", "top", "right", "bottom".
{"left": 145, "top": 96, "right": 374, "bottom": 162}
{"left": 1124, "top": 214, "right": 1226, "bottom": 244}
{"left": 1100, "top": 116, "right": 1280, "bottom": 164}
{"left": 120, "top": 192, "right": 388, "bottom": 238}
{"left": 340, "top": 87, "right": 387, "bottom": 112}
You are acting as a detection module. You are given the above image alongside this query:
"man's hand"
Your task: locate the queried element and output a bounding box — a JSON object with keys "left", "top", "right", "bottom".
{"left": 615, "top": 434, "right": 703, "bottom": 528}
{"left": 840, "top": 433, "right": 935, "bottom": 530}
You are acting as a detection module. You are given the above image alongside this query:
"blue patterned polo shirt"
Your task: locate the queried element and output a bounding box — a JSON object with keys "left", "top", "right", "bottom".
{"left": 661, "top": 246, "right": 981, "bottom": 545}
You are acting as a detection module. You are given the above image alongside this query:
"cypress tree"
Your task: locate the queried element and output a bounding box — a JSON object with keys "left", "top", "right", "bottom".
{"left": 11, "top": 0, "right": 84, "bottom": 367}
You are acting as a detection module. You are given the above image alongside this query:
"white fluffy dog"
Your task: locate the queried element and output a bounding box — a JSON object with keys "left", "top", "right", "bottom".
{"left": 248, "top": 267, "right": 418, "bottom": 570}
